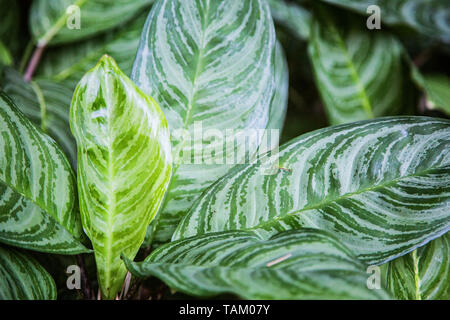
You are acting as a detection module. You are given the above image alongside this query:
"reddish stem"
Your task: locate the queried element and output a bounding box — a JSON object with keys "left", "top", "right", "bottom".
{"left": 24, "top": 45, "right": 45, "bottom": 82}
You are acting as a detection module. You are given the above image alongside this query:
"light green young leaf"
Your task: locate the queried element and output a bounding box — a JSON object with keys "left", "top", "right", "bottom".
{"left": 36, "top": 13, "right": 148, "bottom": 90}
{"left": 382, "top": 233, "right": 449, "bottom": 300}
{"left": 0, "top": 245, "right": 57, "bottom": 300}
{"left": 124, "top": 229, "right": 390, "bottom": 299}
{"left": 70, "top": 55, "right": 172, "bottom": 299}
{"left": 174, "top": 117, "right": 450, "bottom": 265}
{"left": 268, "top": 0, "right": 311, "bottom": 40}
{"left": 308, "top": 7, "right": 409, "bottom": 125}
{"left": 29, "top": 0, "right": 153, "bottom": 46}
{"left": 319, "top": 0, "right": 450, "bottom": 43}
{"left": 0, "top": 93, "right": 87, "bottom": 254}
{"left": 132, "top": 0, "right": 284, "bottom": 243}
{"left": 1, "top": 68, "right": 76, "bottom": 167}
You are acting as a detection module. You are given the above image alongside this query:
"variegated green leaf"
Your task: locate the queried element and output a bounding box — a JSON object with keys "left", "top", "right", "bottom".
{"left": 174, "top": 117, "right": 450, "bottom": 265}
{"left": 0, "top": 92, "right": 87, "bottom": 254}
{"left": 36, "top": 13, "right": 148, "bottom": 90}
{"left": 1, "top": 68, "right": 76, "bottom": 167}
{"left": 125, "top": 229, "right": 390, "bottom": 299}
{"left": 308, "top": 7, "right": 409, "bottom": 125}
{"left": 319, "top": 0, "right": 450, "bottom": 42}
{"left": 132, "top": 0, "right": 285, "bottom": 243}
{"left": 268, "top": 0, "right": 311, "bottom": 40}
{"left": 29, "top": 0, "right": 154, "bottom": 46}
{"left": 382, "top": 233, "right": 449, "bottom": 300}
{"left": 0, "top": 245, "right": 57, "bottom": 300}
{"left": 70, "top": 55, "right": 172, "bottom": 299}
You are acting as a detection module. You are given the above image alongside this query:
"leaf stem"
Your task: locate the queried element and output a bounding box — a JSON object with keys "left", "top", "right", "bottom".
{"left": 24, "top": 45, "right": 45, "bottom": 82}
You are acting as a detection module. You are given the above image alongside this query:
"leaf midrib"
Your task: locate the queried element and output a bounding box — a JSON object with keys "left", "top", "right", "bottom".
{"left": 320, "top": 8, "right": 374, "bottom": 118}
{"left": 250, "top": 165, "right": 447, "bottom": 231}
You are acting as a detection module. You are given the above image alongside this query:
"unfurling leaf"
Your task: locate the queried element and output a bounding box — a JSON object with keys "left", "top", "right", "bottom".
{"left": 382, "top": 233, "right": 449, "bottom": 300}
{"left": 0, "top": 93, "right": 87, "bottom": 254}
{"left": 132, "top": 0, "right": 284, "bottom": 243}
{"left": 124, "top": 229, "right": 390, "bottom": 299}
{"left": 174, "top": 117, "right": 450, "bottom": 265}
{"left": 70, "top": 55, "right": 172, "bottom": 299}
{"left": 0, "top": 245, "right": 57, "bottom": 300}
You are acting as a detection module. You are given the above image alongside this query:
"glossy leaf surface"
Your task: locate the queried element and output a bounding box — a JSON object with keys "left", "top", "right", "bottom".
{"left": 125, "top": 229, "right": 390, "bottom": 299}
{"left": 175, "top": 117, "right": 450, "bottom": 265}
{"left": 132, "top": 0, "right": 283, "bottom": 243}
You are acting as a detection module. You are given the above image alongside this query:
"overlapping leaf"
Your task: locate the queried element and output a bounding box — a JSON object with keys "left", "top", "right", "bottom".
{"left": 0, "top": 93, "right": 87, "bottom": 254}
{"left": 125, "top": 229, "right": 390, "bottom": 299}
{"left": 319, "top": 0, "right": 450, "bottom": 42}
{"left": 36, "top": 13, "right": 147, "bottom": 90}
{"left": 70, "top": 56, "right": 172, "bottom": 299}
{"left": 174, "top": 117, "right": 450, "bottom": 265}
{"left": 0, "top": 246, "right": 56, "bottom": 300}
{"left": 308, "top": 7, "right": 409, "bottom": 125}
{"left": 1, "top": 69, "right": 76, "bottom": 166}
{"left": 382, "top": 233, "right": 449, "bottom": 300}
{"left": 132, "top": 0, "right": 284, "bottom": 243}
{"left": 29, "top": 0, "right": 153, "bottom": 46}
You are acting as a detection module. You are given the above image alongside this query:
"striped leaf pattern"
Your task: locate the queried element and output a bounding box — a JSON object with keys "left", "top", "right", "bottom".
{"left": 382, "top": 233, "right": 449, "bottom": 300}
{"left": 70, "top": 56, "right": 172, "bottom": 299}
{"left": 132, "top": 0, "right": 283, "bottom": 243}
{"left": 308, "top": 7, "right": 408, "bottom": 125}
{"left": 0, "top": 93, "right": 87, "bottom": 254}
{"left": 125, "top": 229, "right": 390, "bottom": 299}
{"left": 174, "top": 117, "right": 450, "bottom": 265}
{"left": 0, "top": 245, "right": 56, "bottom": 300}
{"left": 36, "top": 13, "right": 148, "bottom": 91}
{"left": 319, "top": 0, "right": 450, "bottom": 42}
{"left": 1, "top": 68, "right": 76, "bottom": 166}
{"left": 30, "top": 0, "right": 154, "bottom": 46}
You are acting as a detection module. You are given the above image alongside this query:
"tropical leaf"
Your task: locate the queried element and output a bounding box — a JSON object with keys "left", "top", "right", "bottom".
{"left": 319, "top": 0, "right": 450, "bottom": 43}
{"left": 174, "top": 117, "right": 450, "bottom": 265}
{"left": 70, "top": 56, "right": 172, "bottom": 299}
{"left": 412, "top": 70, "right": 450, "bottom": 116}
{"left": 0, "top": 92, "right": 87, "bottom": 254}
{"left": 382, "top": 233, "right": 449, "bottom": 300}
{"left": 124, "top": 229, "right": 390, "bottom": 299}
{"left": 268, "top": 0, "right": 311, "bottom": 40}
{"left": 308, "top": 6, "right": 409, "bottom": 125}
{"left": 36, "top": 13, "right": 147, "bottom": 90}
{"left": 1, "top": 68, "right": 76, "bottom": 167}
{"left": 132, "top": 0, "right": 283, "bottom": 243}
{"left": 29, "top": 0, "right": 153, "bottom": 46}
{"left": 0, "top": 245, "right": 57, "bottom": 300}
